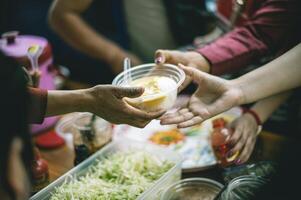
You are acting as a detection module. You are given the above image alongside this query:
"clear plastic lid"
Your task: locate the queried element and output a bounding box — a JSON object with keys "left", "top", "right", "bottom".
{"left": 161, "top": 177, "right": 223, "bottom": 200}
{"left": 112, "top": 63, "right": 185, "bottom": 111}
{"left": 221, "top": 175, "right": 268, "bottom": 200}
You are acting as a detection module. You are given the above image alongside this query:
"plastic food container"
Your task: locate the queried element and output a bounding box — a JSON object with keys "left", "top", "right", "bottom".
{"left": 161, "top": 177, "right": 223, "bottom": 200}
{"left": 220, "top": 175, "right": 268, "bottom": 200}
{"left": 55, "top": 113, "right": 112, "bottom": 149}
{"left": 30, "top": 139, "right": 182, "bottom": 200}
{"left": 112, "top": 63, "right": 185, "bottom": 112}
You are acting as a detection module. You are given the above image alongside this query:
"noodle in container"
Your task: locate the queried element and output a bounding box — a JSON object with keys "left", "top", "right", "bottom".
{"left": 112, "top": 63, "right": 185, "bottom": 112}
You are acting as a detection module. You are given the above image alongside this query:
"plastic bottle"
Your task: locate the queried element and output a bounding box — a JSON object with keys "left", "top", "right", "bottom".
{"left": 31, "top": 147, "right": 49, "bottom": 193}
{"left": 211, "top": 118, "right": 237, "bottom": 167}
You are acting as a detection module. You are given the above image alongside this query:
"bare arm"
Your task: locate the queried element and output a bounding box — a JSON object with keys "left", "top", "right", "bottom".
{"left": 161, "top": 43, "right": 301, "bottom": 127}
{"left": 46, "top": 86, "right": 164, "bottom": 128}
{"left": 235, "top": 43, "right": 301, "bottom": 104}
{"left": 46, "top": 89, "right": 90, "bottom": 116}
{"left": 250, "top": 92, "right": 291, "bottom": 123}
{"left": 48, "top": 0, "right": 140, "bottom": 73}
{"left": 226, "top": 92, "right": 291, "bottom": 164}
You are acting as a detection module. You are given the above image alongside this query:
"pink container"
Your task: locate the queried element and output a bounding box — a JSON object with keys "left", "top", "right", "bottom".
{"left": 0, "top": 31, "right": 58, "bottom": 134}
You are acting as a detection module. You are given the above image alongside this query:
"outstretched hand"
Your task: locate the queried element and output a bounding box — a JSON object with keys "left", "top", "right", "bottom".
{"left": 160, "top": 64, "right": 243, "bottom": 128}
{"left": 88, "top": 85, "right": 165, "bottom": 128}
{"left": 154, "top": 50, "right": 210, "bottom": 91}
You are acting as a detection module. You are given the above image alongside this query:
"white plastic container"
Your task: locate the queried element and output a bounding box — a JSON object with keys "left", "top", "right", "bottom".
{"left": 55, "top": 112, "right": 112, "bottom": 149}
{"left": 112, "top": 63, "right": 185, "bottom": 112}
{"left": 30, "top": 139, "right": 182, "bottom": 200}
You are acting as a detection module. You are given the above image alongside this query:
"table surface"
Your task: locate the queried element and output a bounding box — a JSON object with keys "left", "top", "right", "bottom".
{"left": 36, "top": 129, "right": 289, "bottom": 187}
{"left": 35, "top": 85, "right": 290, "bottom": 184}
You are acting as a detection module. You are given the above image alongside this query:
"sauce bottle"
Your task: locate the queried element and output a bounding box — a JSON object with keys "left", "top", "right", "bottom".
{"left": 211, "top": 118, "right": 237, "bottom": 167}
{"left": 31, "top": 147, "right": 49, "bottom": 193}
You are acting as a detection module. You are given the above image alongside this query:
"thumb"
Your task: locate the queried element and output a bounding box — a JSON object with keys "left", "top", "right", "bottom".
{"left": 154, "top": 49, "right": 172, "bottom": 64}
{"left": 115, "top": 87, "right": 144, "bottom": 98}
{"left": 178, "top": 63, "right": 205, "bottom": 85}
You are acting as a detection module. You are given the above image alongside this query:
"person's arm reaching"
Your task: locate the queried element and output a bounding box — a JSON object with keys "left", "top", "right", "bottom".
{"left": 29, "top": 86, "right": 164, "bottom": 128}
{"left": 196, "top": 0, "right": 300, "bottom": 75}
{"left": 227, "top": 92, "right": 291, "bottom": 164}
{"left": 160, "top": 43, "right": 301, "bottom": 127}
{"left": 48, "top": 0, "right": 140, "bottom": 73}
{"left": 155, "top": 0, "right": 300, "bottom": 77}
{"left": 28, "top": 88, "right": 48, "bottom": 124}
{"left": 235, "top": 43, "right": 301, "bottom": 103}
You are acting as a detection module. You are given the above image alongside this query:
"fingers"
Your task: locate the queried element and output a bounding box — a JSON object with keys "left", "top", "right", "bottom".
{"left": 236, "top": 137, "right": 256, "bottom": 164}
{"left": 228, "top": 124, "right": 244, "bottom": 146}
{"left": 178, "top": 64, "right": 205, "bottom": 85}
{"left": 189, "top": 103, "right": 211, "bottom": 121}
{"left": 126, "top": 103, "right": 166, "bottom": 120}
{"left": 160, "top": 108, "right": 194, "bottom": 125}
{"left": 229, "top": 130, "right": 249, "bottom": 158}
{"left": 31, "top": 69, "right": 41, "bottom": 88}
{"left": 178, "top": 116, "right": 203, "bottom": 128}
{"left": 114, "top": 86, "right": 144, "bottom": 98}
{"left": 154, "top": 49, "right": 170, "bottom": 64}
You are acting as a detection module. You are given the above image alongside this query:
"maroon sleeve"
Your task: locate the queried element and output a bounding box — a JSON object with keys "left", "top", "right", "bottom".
{"left": 196, "top": 0, "right": 301, "bottom": 75}
{"left": 28, "top": 87, "right": 48, "bottom": 124}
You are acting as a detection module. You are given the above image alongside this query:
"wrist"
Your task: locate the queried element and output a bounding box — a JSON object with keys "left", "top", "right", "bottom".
{"left": 189, "top": 51, "right": 211, "bottom": 73}
{"left": 242, "top": 108, "right": 263, "bottom": 135}
{"left": 83, "top": 86, "right": 104, "bottom": 114}
{"left": 74, "top": 89, "right": 92, "bottom": 113}
{"left": 242, "top": 108, "right": 262, "bottom": 126}
{"left": 230, "top": 78, "right": 246, "bottom": 105}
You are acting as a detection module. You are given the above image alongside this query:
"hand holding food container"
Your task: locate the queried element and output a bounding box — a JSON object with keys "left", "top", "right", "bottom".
{"left": 112, "top": 60, "right": 185, "bottom": 112}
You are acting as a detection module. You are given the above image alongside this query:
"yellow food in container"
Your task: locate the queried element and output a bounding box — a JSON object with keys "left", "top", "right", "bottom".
{"left": 113, "top": 63, "right": 185, "bottom": 112}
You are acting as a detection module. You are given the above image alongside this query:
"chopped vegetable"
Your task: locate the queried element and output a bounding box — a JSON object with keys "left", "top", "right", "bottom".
{"left": 50, "top": 151, "right": 174, "bottom": 200}
{"left": 149, "top": 129, "right": 185, "bottom": 146}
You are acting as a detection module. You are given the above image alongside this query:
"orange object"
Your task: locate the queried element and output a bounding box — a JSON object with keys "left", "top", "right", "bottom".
{"left": 211, "top": 118, "right": 238, "bottom": 167}
{"left": 149, "top": 129, "right": 185, "bottom": 146}
{"left": 31, "top": 147, "right": 49, "bottom": 193}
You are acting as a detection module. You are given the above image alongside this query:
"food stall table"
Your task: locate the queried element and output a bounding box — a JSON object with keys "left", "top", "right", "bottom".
{"left": 37, "top": 130, "right": 289, "bottom": 184}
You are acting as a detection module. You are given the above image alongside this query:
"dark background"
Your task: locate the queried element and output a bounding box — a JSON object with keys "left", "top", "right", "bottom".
{"left": 0, "top": 0, "right": 116, "bottom": 84}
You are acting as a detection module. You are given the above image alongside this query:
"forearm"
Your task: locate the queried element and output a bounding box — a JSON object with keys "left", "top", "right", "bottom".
{"left": 48, "top": 0, "right": 120, "bottom": 63}
{"left": 234, "top": 44, "right": 301, "bottom": 104}
{"left": 28, "top": 88, "right": 48, "bottom": 123}
{"left": 196, "top": 27, "right": 268, "bottom": 75}
{"left": 197, "top": 0, "right": 300, "bottom": 75}
{"left": 249, "top": 92, "right": 291, "bottom": 123}
{"left": 46, "top": 89, "right": 93, "bottom": 116}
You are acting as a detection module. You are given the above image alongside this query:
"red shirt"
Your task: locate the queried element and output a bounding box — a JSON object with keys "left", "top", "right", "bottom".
{"left": 197, "top": 0, "right": 301, "bottom": 75}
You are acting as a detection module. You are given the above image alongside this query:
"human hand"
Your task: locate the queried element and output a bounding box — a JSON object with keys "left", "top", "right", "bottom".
{"left": 160, "top": 64, "right": 243, "bottom": 128}
{"left": 154, "top": 50, "right": 210, "bottom": 91}
{"left": 22, "top": 67, "right": 41, "bottom": 88}
{"left": 86, "top": 85, "right": 165, "bottom": 128}
{"left": 227, "top": 113, "right": 259, "bottom": 164}
{"left": 30, "top": 69, "right": 41, "bottom": 88}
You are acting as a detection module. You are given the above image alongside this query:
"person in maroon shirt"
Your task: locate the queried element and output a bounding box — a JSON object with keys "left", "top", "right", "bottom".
{"left": 156, "top": 0, "right": 300, "bottom": 75}
{"left": 155, "top": 0, "right": 301, "bottom": 164}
